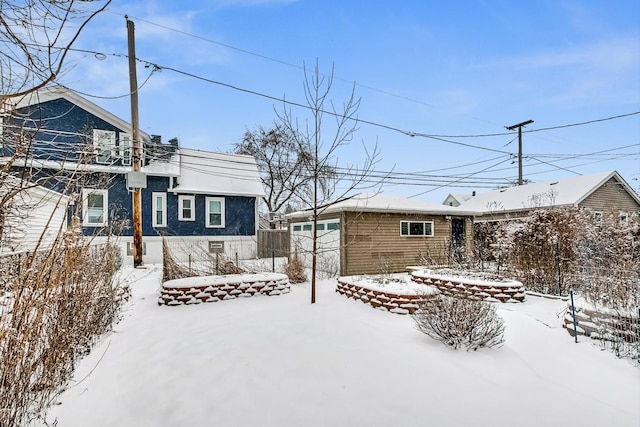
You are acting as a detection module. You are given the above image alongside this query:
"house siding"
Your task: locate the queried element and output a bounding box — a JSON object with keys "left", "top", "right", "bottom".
{"left": 578, "top": 177, "right": 640, "bottom": 216}
{"left": 80, "top": 174, "right": 257, "bottom": 237}
{"left": 0, "top": 189, "right": 67, "bottom": 254}
{"left": 6, "top": 98, "right": 126, "bottom": 163}
{"left": 341, "top": 212, "right": 454, "bottom": 276}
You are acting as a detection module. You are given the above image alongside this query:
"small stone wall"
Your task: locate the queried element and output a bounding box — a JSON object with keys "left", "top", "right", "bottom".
{"left": 563, "top": 304, "right": 638, "bottom": 342}
{"left": 336, "top": 278, "right": 431, "bottom": 314}
{"left": 410, "top": 270, "right": 525, "bottom": 303}
{"left": 159, "top": 273, "right": 290, "bottom": 306}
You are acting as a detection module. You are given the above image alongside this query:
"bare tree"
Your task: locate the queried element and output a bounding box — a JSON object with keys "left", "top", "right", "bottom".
{"left": 0, "top": 0, "right": 111, "bottom": 98}
{"left": 233, "top": 122, "right": 330, "bottom": 217}
{"left": 0, "top": 3, "right": 130, "bottom": 425}
{"left": 279, "top": 61, "right": 381, "bottom": 303}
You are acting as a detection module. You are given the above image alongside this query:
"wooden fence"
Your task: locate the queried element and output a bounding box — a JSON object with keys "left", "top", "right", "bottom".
{"left": 257, "top": 229, "right": 289, "bottom": 258}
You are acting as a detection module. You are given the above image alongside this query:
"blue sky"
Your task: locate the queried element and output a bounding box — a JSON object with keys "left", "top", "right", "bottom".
{"left": 61, "top": 0, "right": 640, "bottom": 202}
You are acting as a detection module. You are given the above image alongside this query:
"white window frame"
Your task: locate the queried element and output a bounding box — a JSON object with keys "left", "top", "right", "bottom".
{"left": 593, "top": 211, "right": 603, "bottom": 227}
{"left": 400, "top": 220, "right": 434, "bottom": 237}
{"left": 619, "top": 212, "right": 628, "bottom": 227}
{"left": 120, "top": 132, "right": 132, "bottom": 166}
{"left": 205, "top": 197, "right": 225, "bottom": 228}
{"left": 178, "top": 195, "right": 196, "bottom": 221}
{"left": 152, "top": 192, "right": 167, "bottom": 228}
{"left": 82, "top": 188, "right": 108, "bottom": 227}
{"left": 93, "top": 129, "right": 115, "bottom": 165}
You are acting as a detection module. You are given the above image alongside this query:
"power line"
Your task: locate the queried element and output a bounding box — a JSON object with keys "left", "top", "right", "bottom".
{"left": 108, "top": 12, "right": 440, "bottom": 110}
{"left": 36, "top": 42, "right": 640, "bottom": 156}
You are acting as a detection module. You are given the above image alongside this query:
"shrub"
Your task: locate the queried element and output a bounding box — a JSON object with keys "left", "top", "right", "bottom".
{"left": 411, "top": 294, "right": 505, "bottom": 350}
{"left": 284, "top": 251, "right": 307, "bottom": 283}
{"left": 0, "top": 240, "right": 127, "bottom": 426}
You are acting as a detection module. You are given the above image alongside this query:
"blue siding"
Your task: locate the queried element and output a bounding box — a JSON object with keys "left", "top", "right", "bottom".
{"left": 5, "top": 98, "right": 128, "bottom": 165}
{"left": 81, "top": 175, "right": 256, "bottom": 237}
{"left": 4, "top": 95, "right": 257, "bottom": 239}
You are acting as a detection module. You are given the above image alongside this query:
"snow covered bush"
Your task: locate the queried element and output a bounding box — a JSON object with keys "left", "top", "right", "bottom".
{"left": 284, "top": 250, "right": 307, "bottom": 283}
{"left": 571, "top": 212, "right": 639, "bottom": 307}
{"left": 505, "top": 207, "right": 591, "bottom": 295}
{"left": 411, "top": 294, "right": 505, "bottom": 350}
{"left": 0, "top": 238, "right": 128, "bottom": 427}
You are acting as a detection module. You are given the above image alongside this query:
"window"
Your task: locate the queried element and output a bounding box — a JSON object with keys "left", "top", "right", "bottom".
{"left": 82, "top": 189, "right": 108, "bottom": 226}
{"left": 327, "top": 222, "right": 340, "bottom": 231}
{"left": 120, "top": 133, "right": 132, "bottom": 166}
{"left": 93, "top": 129, "right": 115, "bottom": 164}
{"left": 619, "top": 212, "right": 628, "bottom": 227}
{"left": 316, "top": 223, "right": 325, "bottom": 231}
{"left": 293, "top": 225, "right": 302, "bottom": 232}
{"left": 205, "top": 197, "right": 225, "bottom": 228}
{"left": 126, "top": 241, "right": 147, "bottom": 256}
{"left": 302, "top": 224, "right": 312, "bottom": 231}
{"left": 593, "top": 211, "right": 603, "bottom": 227}
{"left": 152, "top": 192, "right": 166, "bottom": 227}
{"left": 178, "top": 195, "right": 195, "bottom": 221}
{"left": 400, "top": 220, "right": 434, "bottom": 237}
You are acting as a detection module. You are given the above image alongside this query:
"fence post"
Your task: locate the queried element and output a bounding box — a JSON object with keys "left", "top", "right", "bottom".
{"left": 272, "top": 250, "right": 275, "bottom": 272}
{"left": 188, "top": 254, "right": 192, "bottom": 274}
{"left": 555, "top": 238, "right": 562, "bottom": 296}
{"left": 570, "top": 290, "right": 578, "bottom": 343}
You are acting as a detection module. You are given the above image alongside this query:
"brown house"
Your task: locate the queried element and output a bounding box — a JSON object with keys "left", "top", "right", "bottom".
{"left": 455, "top": 170, "right": 640, "bottom": 225}
{"left": 288, "top": 193, "right": 475, "bottom": 276}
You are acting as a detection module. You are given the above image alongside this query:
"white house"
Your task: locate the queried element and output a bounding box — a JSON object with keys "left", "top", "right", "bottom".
{"left": 0, "top": 174, "right": 69, "bottom": 255}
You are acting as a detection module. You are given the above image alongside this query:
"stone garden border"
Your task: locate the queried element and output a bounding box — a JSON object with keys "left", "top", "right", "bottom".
{"left": 159, "top": 273, "right": 290, "bottom": 306}
{"left": 336, "top": 277, "right": 433, "bottom": 314}
{"left": 410, "top": 270, "right": 525, "bottom": 303}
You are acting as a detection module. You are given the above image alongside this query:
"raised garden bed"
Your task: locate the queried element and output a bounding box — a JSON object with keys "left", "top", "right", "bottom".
{"left": 336, "top": 275, "right": 436, "bottom": 314}
{"left": 410, "top": 269, "right": 525, "bottom": 303}
{"left": 159, "top": 273, "right": 290, "bottom": 306}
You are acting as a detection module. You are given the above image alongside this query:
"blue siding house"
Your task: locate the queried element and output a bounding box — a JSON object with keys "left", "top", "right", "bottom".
{"left": 1, "top": 86, "right": 264, "bottom": 264}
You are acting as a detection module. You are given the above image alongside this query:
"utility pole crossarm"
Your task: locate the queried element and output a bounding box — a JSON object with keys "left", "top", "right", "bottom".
{"left": 505, "top": 119, "right": 534, "bottom": 186}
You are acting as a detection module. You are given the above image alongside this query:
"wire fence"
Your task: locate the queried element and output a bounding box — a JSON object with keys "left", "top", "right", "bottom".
{"left": 562, "top": 266, "right": 639, "bottom": 363}
{"left": 160, "top": 237, "right": 289, "bottom": 282}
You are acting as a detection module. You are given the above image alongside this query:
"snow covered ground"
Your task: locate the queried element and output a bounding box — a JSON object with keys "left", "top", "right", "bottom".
{"left": 39, "top": 266, "right": 639, "bottom": 427}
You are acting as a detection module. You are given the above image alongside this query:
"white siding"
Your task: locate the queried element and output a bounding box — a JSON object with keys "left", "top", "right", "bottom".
{"left": 290, "top": 219, "right": 341, "bottom": 276}
{"left": 1, "top": 187, "right": 68, "bottom": 254}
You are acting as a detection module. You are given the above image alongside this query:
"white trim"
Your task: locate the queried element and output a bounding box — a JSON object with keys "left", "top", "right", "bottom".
{"left": 10, "top": 86, "right": 152, "bottom": 142}
{"left": 93, "top": 129, "right": 115, "bottom": 165}
{"left": 619, "top": 212, "right": 629, "bottom": 226}
{"left": 120, "top": 132, "right": 132, "bottom": 166}
{"left": 593, "top": 211, "right": 603, "bottom": 227}
{"left": 82, "top": 188, "right": 108, "bottom": 227}
{"left": 152, "top": 192, "right": 167, "bottom": 227}
{"left": 0, "top": 157, "right": 179, "bottom": 177}
{"left": 400, "top": 220, "right": 434, "bottom": 237}
{"left": 205, "top": 197, "right": 225, "bottom": 228}
{"left": 178, "top": 195, "right": 196, "bottom": 221}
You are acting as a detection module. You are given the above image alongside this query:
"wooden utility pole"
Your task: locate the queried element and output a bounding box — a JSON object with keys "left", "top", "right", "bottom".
{"left": 127, "top": 17, "right": 143, "bottom": 267}
{"left": 505, "top": 119, "right": 534, "bottom": 185}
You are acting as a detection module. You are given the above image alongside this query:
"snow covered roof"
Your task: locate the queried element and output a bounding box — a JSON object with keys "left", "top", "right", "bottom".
{"left": 9, "top": 85, "right": 152, "bottom": 142}
{"left": 0, "top": 173, "right": 69, "bottom": 202}
{"left": 458, "top": 170, "right": 640, "bottom": 213}
{"left": 172, "top": 148, "right": 265, "bottom": 197}
{"left": 288, "top": 192, "right": 475, "bottom": 219}
{"left": 442, "top": 193, "right": 473, "bottom": 206}
{"left": 141, "top": 150, "right": 180, "bottom": 177}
